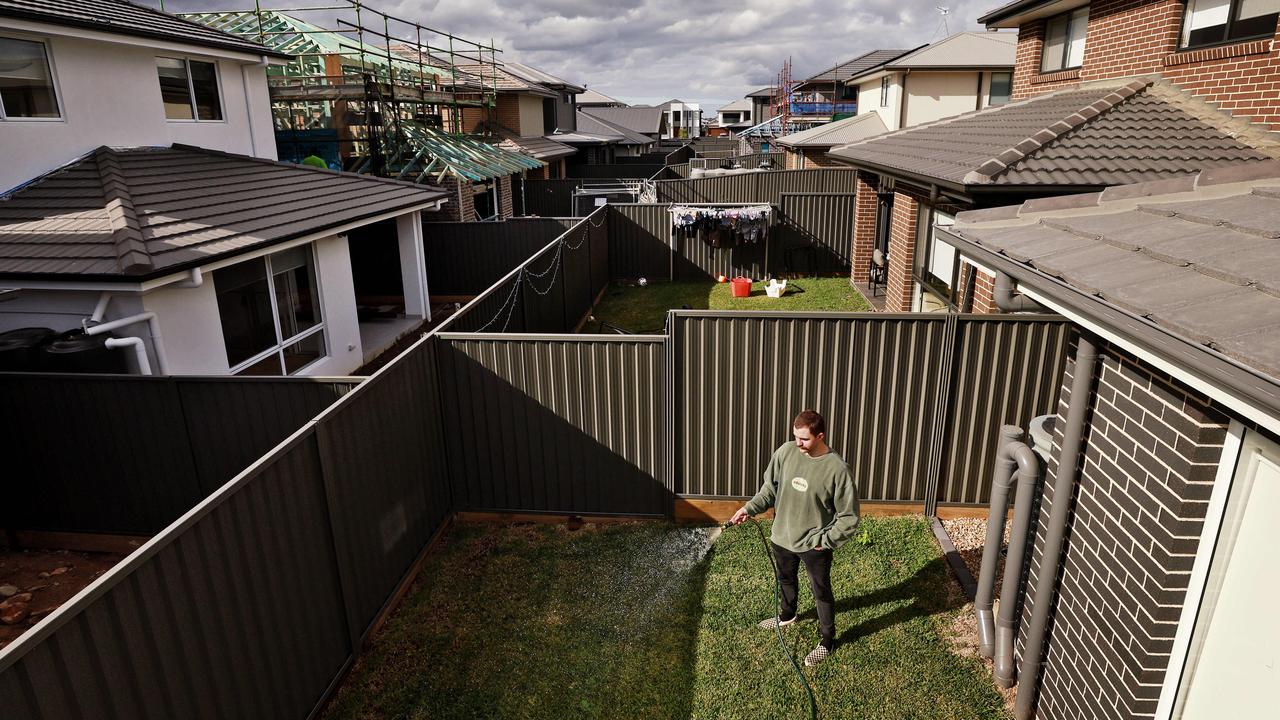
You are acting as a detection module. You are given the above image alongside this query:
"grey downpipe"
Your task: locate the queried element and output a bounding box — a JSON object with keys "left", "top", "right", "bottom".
{"left": 995, "top": 433, "right": 1042, "bottom": 688}
{"left": 974, "top": 424, "right": 1042, "bottom": 672}
{"left": 995, "top": 272, "right": 1047, "bottom": 313}
{"left": 1015, "top": 335, "right": 1097, "bottom": 720}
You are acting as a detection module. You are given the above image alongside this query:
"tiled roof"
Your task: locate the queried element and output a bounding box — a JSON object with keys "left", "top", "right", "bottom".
{"left": 796, "top": 49, "right": 915, "bottom": 86}
{"left": 884, "top": 31, "right": 1016, "bottom": 70}
{"left": 946, "top": 162, "right": 1280, "bottom": 381}
{"left": 492, "top": 127, "right": 577, "bottom": 161}
{"left": 580, "top": 106, "right": 665, "bottom": 134}
{"left": 746, "top": 87, "right": 776, "bottom": 98}
{"left": 454, "top": 63, "right": 557, "bottom": 96}
{"left": 503, "top": 61, "right": 585, "bottom": 93}
{"left": 574, "top": 111, "right": 653, "bottom": 146}
{"left": 776, "top": 113, "right": 888, "bottom": 148}
{"left": 0, "top": 0, "right": 289, "bottom": 58}
{"left": 0, "top": 145, "right": 447, "bottom": 279}
{"left": 828, "top": 80, "right": 1276, "bottom": 189}
{"left": 577, "top": 88, "right": 624, "bottom": 106}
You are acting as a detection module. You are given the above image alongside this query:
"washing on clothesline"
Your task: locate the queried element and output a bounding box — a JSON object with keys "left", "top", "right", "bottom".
{"left": 667, "top": 204, "right": 773, "bottom": 248}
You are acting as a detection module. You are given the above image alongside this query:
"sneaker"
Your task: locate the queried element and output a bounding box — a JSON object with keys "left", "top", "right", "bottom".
{"left": 804, "top": 645, "right": 830, "bottom": 666}
{"left": 758, "top": 615, "right": 796, "bottom": 630}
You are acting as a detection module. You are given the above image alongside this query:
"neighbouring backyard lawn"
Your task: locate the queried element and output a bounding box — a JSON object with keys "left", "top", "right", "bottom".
{"left": 586, "top": 277, "right": 873, "bottom": 334}
{"left": 323, "top": 517, "right": 1010, "bottom": 720}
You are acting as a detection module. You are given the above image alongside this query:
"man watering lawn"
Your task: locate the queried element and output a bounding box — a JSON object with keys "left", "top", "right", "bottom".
{"left": 728, "top": 409, "right": 861, "bottom": 666}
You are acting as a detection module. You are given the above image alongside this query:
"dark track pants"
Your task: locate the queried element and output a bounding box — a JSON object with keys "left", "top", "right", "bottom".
{"left": 772, "top": 542, "right": 836, "bottom": 649}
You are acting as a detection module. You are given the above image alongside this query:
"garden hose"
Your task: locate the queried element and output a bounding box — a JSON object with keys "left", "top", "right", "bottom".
{"left": 725, "top": 517, "right": 820, "bottom": 720}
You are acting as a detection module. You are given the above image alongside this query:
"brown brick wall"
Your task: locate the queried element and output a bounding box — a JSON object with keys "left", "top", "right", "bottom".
{"left": 498, "top": 174, "right": 514, "bottom": 219}
{"left": 955, "top": 262, "right": 998, "bottom": 313}
{"left": 883, "top": 191, "right": 919, "bottom": 312}
{"left": 802, "top": 148, "right": 843, "bottom": 168}
{"left": 1012, "top": 0, "right": 1280, "bottom": 130}
{"left": 786, "top": 149, "right": 803, "bottom": 169}
{"left": 851, "top": 171, "right": 878, "bottom": 284}
{"left": 1019, "top": 339, "right": 1230, "bottom": 719}
{"left": 424, "top": 176, "right": 471, "bottom": 222}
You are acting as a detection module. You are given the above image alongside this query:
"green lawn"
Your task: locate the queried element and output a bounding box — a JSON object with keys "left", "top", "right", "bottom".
{"left": 323, "top": 517, "right": 1009, "bottom": 720}
{"left": 586, "top": 278, "right": 873, "bottom": 334}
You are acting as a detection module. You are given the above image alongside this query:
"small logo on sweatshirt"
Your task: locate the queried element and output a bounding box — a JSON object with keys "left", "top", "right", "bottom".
{"left": 791, "top": 477, "right": 809, "bottom": 492}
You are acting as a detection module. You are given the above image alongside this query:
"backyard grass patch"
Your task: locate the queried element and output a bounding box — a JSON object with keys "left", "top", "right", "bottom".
{"left": 323, "top": 517, "right": 1009, "bottom": 720}
{"left": 586, "top": 277, "right": 873, "bottom": 334}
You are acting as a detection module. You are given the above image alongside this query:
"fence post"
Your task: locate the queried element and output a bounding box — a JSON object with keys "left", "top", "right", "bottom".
{"left": 313, "top": 421, "right": 363, "bottom": 651}
{"left": 923, "top": 313, "right": 960, "bottom": 516}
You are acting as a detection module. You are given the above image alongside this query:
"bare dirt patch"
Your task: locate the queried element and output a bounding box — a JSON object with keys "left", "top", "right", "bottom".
{"left": 0, "top": 547, "right": 126, "bottom": 650}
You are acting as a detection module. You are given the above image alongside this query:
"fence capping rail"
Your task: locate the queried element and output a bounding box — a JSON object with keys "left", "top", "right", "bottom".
{"left": 438, "top": 332, "right": 666, "bottom": 343}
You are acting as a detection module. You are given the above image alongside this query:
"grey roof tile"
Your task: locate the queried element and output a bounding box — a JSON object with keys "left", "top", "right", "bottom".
{"left": 829, "top": 80, "right": 1273, "bottom": 188}
{"left": 0, "top": 0, "right": 287, "bottom": 58}
{"left": 580, "top": 106, "right": 665, "bottom": 135}
{"left": 798, "top": 48, "right": 914, "bottom": 85}
{"left": 0, "top": 145, "right": 447, "bottom": 279}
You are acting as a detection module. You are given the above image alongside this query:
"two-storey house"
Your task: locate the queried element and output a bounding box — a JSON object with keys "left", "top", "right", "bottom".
{"left": 0, "top": 0, "right": 451, "bottom": 377}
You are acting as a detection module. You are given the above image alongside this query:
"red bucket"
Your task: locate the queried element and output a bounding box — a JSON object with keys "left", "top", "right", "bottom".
{"left": 730, "top": 276, "right": 752, "bottom": 298}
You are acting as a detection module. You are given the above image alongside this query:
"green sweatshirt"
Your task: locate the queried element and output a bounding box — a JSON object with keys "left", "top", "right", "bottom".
{"left": 743, "top": 443, "right": 861, "bottom": 553}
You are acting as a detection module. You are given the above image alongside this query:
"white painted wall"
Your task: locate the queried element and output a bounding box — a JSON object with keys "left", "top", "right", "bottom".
{"left": 142, "top": 278, "right": 228, "bottom": 374}
{"left": 901, "top": 72, "right": 984, "bottom": 127}
{"left": 0, "top": 289, "right": 148, "bottom": 373}
{"left": 517, "top": 94, "right": 545, "bottom": 137}
{"left": 0, "top": 23, "right": 276, "bottom": 192}
{"left": 306, "top": 234, "right": 362, "bottom": 376}
{"left": 856, "top": 75, "right": 902, "bottom": 130}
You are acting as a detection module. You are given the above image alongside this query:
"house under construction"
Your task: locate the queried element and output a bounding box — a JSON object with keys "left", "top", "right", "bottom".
{"left": 182, "top": 1, "right": 542, "bottom": 220}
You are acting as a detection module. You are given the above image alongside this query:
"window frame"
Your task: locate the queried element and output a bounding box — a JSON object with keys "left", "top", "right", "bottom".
{"left": 879, "top": 76, "right": 890, "bottom": 108}
{"left": 156, "top": 55, "right": 226, "bottom": 123}
{"left": 0, "top": 33, "right": 64, "bottom": 122}
{"left": 988, "top": 71, "right": 1013, "bottom": 106}
{"left": 1040, "top": 7, "right": 1090, "bottom": 73}
{"left": 1179, "top": 0, "right": 1280, "bottom": 50}
{"left": 217, "top": 245, "right": 328, "bottom": 376}
{"left": 911, "top": 206, "right": 960, "bottom": 311}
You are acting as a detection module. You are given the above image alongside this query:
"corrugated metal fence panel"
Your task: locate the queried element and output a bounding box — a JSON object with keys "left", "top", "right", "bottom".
{"left": 522, "top": 178, "right": 582, "bottom": 217}
{"left": 608, "top": 204, "right": 672, "bottom": 280}
{"left": 179, "top": 378, "right": 355, "bottom": 496}
{"left": 316, "top": 339, "right": 451, "bottom": 639}
{"left": 778, "top": 192, "right": 857, "bottom": 268}
{"left": 674, "top": 225, "right": 770, "bottom": 280}
{"left": 655, "top": 169, "right": 858, "bottom": 205}
{"left": 0, "top": 374, "right": 357, "bottom": 535}
{"left": 521, "top": 240, "right": 567, "bottom": 333}
{"left": 437, "top": 335, "right": 668, "bottom": 515}
{"left": 423, "top": 218, "right": 575, "bottom": 296}
{"left": 1, "top": 431, "right": 353, "bottom": 720}
{"left": 567, "top": 164, "right": 665, "bottom": 179}
{"left": 757, "top": 169, "right": 858, "bottom": 200}
{"left": 938, "top": 316, "right": 1071, "bottom": 505}
{"left": 673, "top": 313, "right": 949, "bottom": 502}
{"left": 667, "top": 163, "right": 691, "bottom": 178}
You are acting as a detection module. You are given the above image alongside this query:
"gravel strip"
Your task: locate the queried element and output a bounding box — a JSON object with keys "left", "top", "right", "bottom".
{"left": 942, "top": 517, "right": 1011, "bottom": 600}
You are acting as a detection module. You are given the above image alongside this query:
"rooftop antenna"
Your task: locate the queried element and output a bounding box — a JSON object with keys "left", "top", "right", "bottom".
{"left": 933, "top": 6, "right": 951, "bottom": 40}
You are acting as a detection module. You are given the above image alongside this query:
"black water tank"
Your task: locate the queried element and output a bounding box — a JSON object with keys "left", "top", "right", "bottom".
{"left": 40, "top": 331, "right": 128, "bottom": 374}
{"left": 0, "top": 327, "right": 57, "bottom": 371}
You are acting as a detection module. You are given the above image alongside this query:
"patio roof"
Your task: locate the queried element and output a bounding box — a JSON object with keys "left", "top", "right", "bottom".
{"left": 0, "top": 145, "right": 447, "bottom": 280}
{"left": 943, "top": 162, "right": 1280, "bottom": 422}
{"left": 1, "top": 0, "right": 290, "bottom": 59}
{"left": 828, "top": 79, "right": 1279, "bottom": 193}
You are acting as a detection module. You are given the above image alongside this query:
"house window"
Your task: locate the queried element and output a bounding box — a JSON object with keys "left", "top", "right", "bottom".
{"left": 672, "top": 110, "right": 681, "bottom": 124}
{"left": 543, "top": 97, "right": 557, "bottom": 132}
{"left": 838, "top": 83, "right": 857, "bottom": 101}
{"left": 214, "top": 245, "right": 325, "bottom": 375}
{"left": 0, "top": 36, "right": 60, "bottom": 119}
{"left": 1182, "top": 0, "right": 1280, "bottom": 48}
{"left": 1040, "top": 7, "right": 1089, "bottom": 72}
{"left": 156, "top": 57, "right": 223, "bottom": 121}
{"left": 913, "top": 208, "right": 958, "bottom": 311}
{"left": 879, "top": 77, "right": 890, "bottom": 107}
{"left": 989, "top": 72, "right": 1013, "bottom": 106}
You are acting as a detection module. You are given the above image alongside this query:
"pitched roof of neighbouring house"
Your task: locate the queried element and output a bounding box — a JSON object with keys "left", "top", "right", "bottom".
{"left": 943, "top": 162, "right": 1280, "bottom": 409}
{"left": 884, "top": 31, "right": 1016, "bottom": 70}
{"left": 746, "top": 87, "right": 776, "bottom": 98}
{"left": 1, "top": 0, "right": 290, "bottom": 58}
{"left": 491, "top": 126, "right": 577, "bottom": 161}
{"left": 796, "top": 48, "right": 916, "bottom": 86}
{"left": 574, "top": 111, "right": 654, "bottom": 146}
{"left": 503, "top": 61, "right": 585, "bottom": 93}
{"left": 580, "top": 106, "right": 666, "bottom": 134}
{"left": 718, "top": 99, "right": 753, "bottom": 113}
{"left": 454, "top": 63, "right": 558, "bottom": 97}
{"left": 828, "top": 79, "right": 1278, "bottom": 190}
{"left": 577, "top": 88, "right": 625, "bottom": 106}
{"left": 0, "top": 145, "right": 448, "bottom": 280}
{"left": 776, "top": 112, "right": 889, "bottom": 148}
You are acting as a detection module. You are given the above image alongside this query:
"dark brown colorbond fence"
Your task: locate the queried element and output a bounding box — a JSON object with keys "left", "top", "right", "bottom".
{"left": 0, "top": 374, "right": 357, "bottom": 535}
{"left": 656, "top": 168, "right": 858, "bottom": 205}
{"left": 422, "top": 218, "right": 576, "bottom": 296}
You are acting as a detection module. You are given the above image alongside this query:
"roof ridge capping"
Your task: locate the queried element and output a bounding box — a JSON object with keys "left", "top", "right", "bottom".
{"left": 962, "top": 79, "right": 1152, "bottom": 185}
{"left": 94, "top": 146, "right": 153, "bottom": 274}
{"left": 955, "top": 159, "right": 1280, "bottom": 224}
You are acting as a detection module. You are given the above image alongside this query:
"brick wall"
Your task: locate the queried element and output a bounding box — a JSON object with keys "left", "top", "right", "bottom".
{"left": 802, "top": 148, "right": 843, "bottom": 168}
{"left": 955, "top": 262, "right": 998, "bottom": 313}
{"left": 1012, "top": 0, "right": 1280, "bottom": 130}
{"left": 786, "top": 149, "right": 803, "bottom": 169}
{"left": 851, "top": 171, "right": 878, "bottom": 284}
{"left": 1018, "top": 338, "right": 1229, "bottom": 719}
{"left": 425, "top": 176, "right": 472, "bottom": 222}
{"left": 883, "top": 191, "right": 919, "bottom": 312}
{"left": 498, "top": 174, "right": 514, "bottom": 219}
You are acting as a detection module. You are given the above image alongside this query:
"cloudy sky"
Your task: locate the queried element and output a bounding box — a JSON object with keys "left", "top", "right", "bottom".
{"left": 168, "top": 0, "right": 1002, "bottom": 112}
